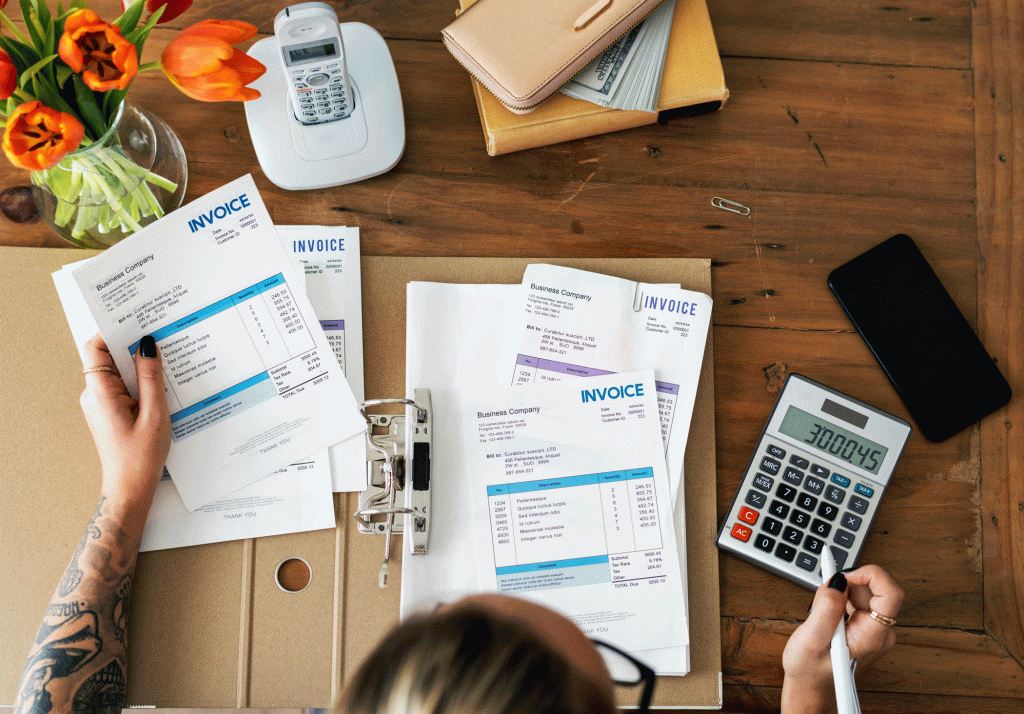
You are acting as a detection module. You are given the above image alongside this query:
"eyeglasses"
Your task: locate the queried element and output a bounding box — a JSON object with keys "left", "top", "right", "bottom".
{"left": 590, "top": 639, "right": 656, "bottom": 712}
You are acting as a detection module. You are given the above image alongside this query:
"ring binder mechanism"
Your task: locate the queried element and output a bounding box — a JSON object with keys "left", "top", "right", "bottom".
{"left": 354, "top": 389, "right": 432, "bottom": 587}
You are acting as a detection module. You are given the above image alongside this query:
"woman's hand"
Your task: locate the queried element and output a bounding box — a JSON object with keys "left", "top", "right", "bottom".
{"left": 781, "top": 565, "right": 903, "bottom": 714}
{"left": 79, "top": 333, "right": 170, "bottom": 512}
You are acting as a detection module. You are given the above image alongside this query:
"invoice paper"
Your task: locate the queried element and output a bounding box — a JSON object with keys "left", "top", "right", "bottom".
{"left": 511, "top": 264, "right": 712, "bottom": 501}
{"left": 140, "top": 452, "right": 334, "bottom": 552}
{"left": 69, "top": 175, "right": 366, "bottom": 510}
{"left": 283, "top": 225, "right": 367, "bottom": 492}
{"left": 465, "top": 371, "right": 688, "bottom": 654}
{"left": 401, "top": 281, "right": 691, "bottom": 673}
{"left": 51, "top": 267, "right": 336, "bottom": 550}
{"left": 402, "top": 283, "right": 525, "bottom": 609}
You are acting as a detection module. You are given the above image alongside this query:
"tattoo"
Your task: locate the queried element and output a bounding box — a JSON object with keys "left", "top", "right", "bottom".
{"left": 15, "top": 612, "right": 102, "bottom": 714}
{"left": 57, "top": 499, "right": 105, "bottom": 599}
{"left": 16, "top": 496, "right": 136, "bottom": 714}
{"left": 46, "top": 602, "right": 84, "bottom": 618}
{"left": 57, "top": 543, "right": 85, "bottom": 599}
{"left": 72, "top": 661, "right": 125, "bottom": 714}
{"left": 112, "top": 578, "right": 131, "bottom": 647}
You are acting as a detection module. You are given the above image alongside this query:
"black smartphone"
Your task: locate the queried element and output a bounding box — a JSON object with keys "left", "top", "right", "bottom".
{"left": 828, "top": 234, "right": 1011, "bottom": 441}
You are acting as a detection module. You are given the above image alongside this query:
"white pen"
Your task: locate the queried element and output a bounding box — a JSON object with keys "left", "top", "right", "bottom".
{"left": 821, "top": 547, "right": 861, "bottom": 714}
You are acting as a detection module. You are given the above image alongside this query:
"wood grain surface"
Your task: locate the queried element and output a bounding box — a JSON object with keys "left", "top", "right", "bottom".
{"left": 1, "top": 0, "right": 1021, "bottom": 711}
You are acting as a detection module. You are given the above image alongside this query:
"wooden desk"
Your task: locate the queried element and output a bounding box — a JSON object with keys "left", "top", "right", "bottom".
{"left": 1, "top": 0, "right": 1021, "bottom": 711}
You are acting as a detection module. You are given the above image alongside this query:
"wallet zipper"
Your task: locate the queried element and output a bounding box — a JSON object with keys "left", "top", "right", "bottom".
{"left": 450, "top": 1, "right": 664, "bottom": 113}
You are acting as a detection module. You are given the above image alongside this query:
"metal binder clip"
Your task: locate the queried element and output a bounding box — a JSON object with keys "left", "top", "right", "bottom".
{"left": 711, "top": 197, "right": 751, "bottom": 215}
{"left": 355, "top": 389, "right": 432, "bottom": 588}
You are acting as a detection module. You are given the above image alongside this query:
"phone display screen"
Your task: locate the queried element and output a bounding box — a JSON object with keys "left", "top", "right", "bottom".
{"left": 778, "top": 406, "right": 887, "bottom": 475}
{"left": 286, "top": 42, "right": 337, "bottom": 65}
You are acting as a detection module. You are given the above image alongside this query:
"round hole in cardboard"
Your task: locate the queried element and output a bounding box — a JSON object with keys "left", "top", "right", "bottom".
{"left": 275, "top": 557, "right": 312, "bottom": 593}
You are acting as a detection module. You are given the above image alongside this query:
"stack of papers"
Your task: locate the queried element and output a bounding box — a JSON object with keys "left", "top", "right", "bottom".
{"left": 52, "top": 176, "right": 369, "bottom": 552}
{"left": 560, "top": 0, "right": 677, "bottom": 113}
{"left": 402, "top": 264, "right": 712, "bottom": 675}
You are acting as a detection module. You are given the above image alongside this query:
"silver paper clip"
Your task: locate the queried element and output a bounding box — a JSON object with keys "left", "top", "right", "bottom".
{"left": 711, "top": 197, "right": 751, "bottom": 215}
{"left": 354, "top": 390, "right": 432, "bottom": 588}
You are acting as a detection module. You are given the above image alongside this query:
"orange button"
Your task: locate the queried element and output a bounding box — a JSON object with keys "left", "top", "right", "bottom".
{"left": 739, "top": 506, "right": 759, "bottom": 525}
{"left": 731, "top": 523, "right": 752, "bottom": 542}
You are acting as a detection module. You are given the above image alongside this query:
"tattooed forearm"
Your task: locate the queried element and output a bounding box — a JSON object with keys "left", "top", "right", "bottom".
{"left": 15, "top": 497, "right": 141, "bottom": 714}
{"left": 45, "top": 602, "right": 85, "bottom": 618}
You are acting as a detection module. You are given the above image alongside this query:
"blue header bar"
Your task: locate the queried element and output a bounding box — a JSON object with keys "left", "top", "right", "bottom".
{"left": 495, "top": 554, "right": 610, "bottom": 575}
{"left": 129, "top": 273, "right": 286, "bottom": 354}
{"left": 170, "top": 371, "right": 271, "bottom": 423}
{"left": 487, "top": 467, "right": 653, "bottom": 497}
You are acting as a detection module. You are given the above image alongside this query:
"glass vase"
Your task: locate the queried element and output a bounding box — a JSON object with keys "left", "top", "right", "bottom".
{"left": 30, "top": 102, "right": 188, "bottom": 249}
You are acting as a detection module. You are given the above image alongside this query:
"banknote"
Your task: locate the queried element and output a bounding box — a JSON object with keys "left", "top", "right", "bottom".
{"left": 560, "top": 0, "right": 676, "bottom": 113}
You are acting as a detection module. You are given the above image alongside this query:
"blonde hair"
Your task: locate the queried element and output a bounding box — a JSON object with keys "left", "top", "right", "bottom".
{"left": 338, "top": 604, "right": 615, "bottom": 714}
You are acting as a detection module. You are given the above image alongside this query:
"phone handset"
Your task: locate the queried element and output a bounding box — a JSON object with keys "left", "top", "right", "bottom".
{"left": 274, "top": 2, "right": 353, "bottom": 126}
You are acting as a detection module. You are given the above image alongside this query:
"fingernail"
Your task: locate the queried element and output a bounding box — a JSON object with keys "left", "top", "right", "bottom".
{"left": 841, "top": 567, "right": 856, "bottom": 573}
{"left": 807, "top": 599, "right": 814, "bottom": 614}
{"left": 828, "top": 572, "right": 848, "bottom": 592}
{"left": 140, "top": 335, "right": 156, "bottom": 358}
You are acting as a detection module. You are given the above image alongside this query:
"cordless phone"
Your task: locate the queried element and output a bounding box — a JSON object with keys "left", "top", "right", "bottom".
{"left": 274, "top": 2, "right": 353, "bottom": 125}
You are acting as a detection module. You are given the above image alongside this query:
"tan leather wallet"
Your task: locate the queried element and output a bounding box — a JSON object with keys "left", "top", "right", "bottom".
{"left": 442, "top": 0, "right": 666, "bottom": 114}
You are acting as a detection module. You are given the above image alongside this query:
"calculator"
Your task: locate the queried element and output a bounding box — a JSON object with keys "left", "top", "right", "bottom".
{"left": 717, "top": 374, "right": 911, "bottom": 589}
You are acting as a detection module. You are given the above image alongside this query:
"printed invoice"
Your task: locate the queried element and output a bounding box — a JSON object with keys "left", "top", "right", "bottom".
{"left": 284, "top": 225, "right": 367, "bottom": 492}
{"left": 466, "top": 370, "right": 688, "bottom": 654}
{"left": 511, "top": 264, "right": 712, "bottom": 501}
{"left": 52, "top": 266, "right": 336, "bottom": 550}
{"left": 70, "top": 175, "right": 366, "bottom": 510}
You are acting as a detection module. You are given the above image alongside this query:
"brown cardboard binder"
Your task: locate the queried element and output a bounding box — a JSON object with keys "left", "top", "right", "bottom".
{"left": 1, "top": 247, "right": 721, "bottom": 709}
{"left": 461, "top": 0, "right": 729, "bottom": 156}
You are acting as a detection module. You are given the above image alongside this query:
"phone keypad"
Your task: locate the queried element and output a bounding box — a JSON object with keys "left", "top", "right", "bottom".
{"left": 724, "top": 440, "right": 881, "bottom": 582}
{"left": 290, "top": 61, "right": 351, "bottom": 125}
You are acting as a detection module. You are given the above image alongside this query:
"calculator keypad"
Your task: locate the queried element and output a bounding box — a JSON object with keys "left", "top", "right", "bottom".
{"left": 721, "top": 438, "right": 883, "bottom": 588}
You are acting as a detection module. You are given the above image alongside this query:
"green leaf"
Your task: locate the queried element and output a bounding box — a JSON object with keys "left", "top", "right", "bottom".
{"left": 71, "top": 75, "right": 107, "bottom": 139}
{"left": 114, "top": 0, "right": 145, "bottom": 36}
{"left": 70, "top": 0, "right": 88, "bottom": 10}
{"left": 0, "top": 34, "right": 39, "bottom": 75}
{"left": 35, "top": 0, "right": 52, "bottom": 32}
{"left": 20, "top": 0, "right": 44, "bottom": 53}
{"left": 42, "top": 14, "right": 57, "bottom": 84}
{"left": 29, "top": 74, "right": 79, "bottom": 124}
{"left": 124, "top": 5, "right": 163, "bottom": 53}
{"left": 0, "top": 7, "right": 32, "bottom": 45}
{"left": 55, "top": 64, "right": 73, "bottom": 89}
{"left": 102, "top": 89, "right": 128, "bottom": 121}
{"left": 18, "top": 53, "right": 58, "bottom": 88}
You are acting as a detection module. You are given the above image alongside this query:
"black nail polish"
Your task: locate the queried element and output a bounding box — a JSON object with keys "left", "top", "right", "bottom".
{"left": 140, "top": 335, "right": 156, "bottom": 358}
{"left": 807, "top": 599, "right": 814, "bottom": 614}
{"left": 828, "top": 572, "right": 847, "bottom": 592}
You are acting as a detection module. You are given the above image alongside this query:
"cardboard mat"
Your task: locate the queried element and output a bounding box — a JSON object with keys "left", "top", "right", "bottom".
{"left": 0, "top": 248, "right": 720, "bottom": 709}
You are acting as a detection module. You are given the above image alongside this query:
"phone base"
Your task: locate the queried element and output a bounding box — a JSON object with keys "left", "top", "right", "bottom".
{"left": 245, "top": 23, "right": 405, "bottom": 190}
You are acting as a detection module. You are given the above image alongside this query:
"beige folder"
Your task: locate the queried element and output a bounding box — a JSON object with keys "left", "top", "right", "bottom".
{"left": 0, "top": 248, "right": 721, "bottom": 709}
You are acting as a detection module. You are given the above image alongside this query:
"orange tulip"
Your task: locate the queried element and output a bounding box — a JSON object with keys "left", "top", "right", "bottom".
{"left": 0, "top": 49, "right": 15, "bottom": 100}
{"left": 3, "top": 101, "right": 86, "bottom": 171}
{"left": 161, "top": 20, "right": 265, "bottom": 102}
{"left": 122, "top": 0, "right": 194, "bottom": 24}
{"left": 58, "top": 9, "right": 139, "bottom": 91}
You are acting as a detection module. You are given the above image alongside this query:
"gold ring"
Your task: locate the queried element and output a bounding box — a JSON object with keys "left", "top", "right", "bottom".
{"left": 82, "top": 366, "right": 116, "bottom": 375}
{"left": 868, "top": 609, "right": 897, "bottom": 627}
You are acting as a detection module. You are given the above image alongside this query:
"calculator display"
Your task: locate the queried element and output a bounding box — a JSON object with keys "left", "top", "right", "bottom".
{"left": 778, "top": 406, "right": 888, "bottom": 475}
